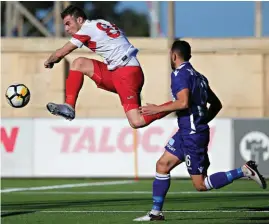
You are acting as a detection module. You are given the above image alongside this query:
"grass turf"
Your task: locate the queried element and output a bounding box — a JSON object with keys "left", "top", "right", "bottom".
{"left": 1, "top": 179, "right": 269, "bottom": 224}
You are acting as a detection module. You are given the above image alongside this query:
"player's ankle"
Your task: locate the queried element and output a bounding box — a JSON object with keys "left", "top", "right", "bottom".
{"left": 64, "top": 102, "right": 75, "bottom": 110}
{"left": 241, "top": 165, "right": 249, "bottom": 177}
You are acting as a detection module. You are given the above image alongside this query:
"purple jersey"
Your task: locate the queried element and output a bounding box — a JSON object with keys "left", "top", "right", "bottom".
{"left": 171, "top": 62, "right": 209, "bottom": 135}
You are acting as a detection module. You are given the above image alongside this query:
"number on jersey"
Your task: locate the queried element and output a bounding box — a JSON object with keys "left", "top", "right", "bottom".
{"left": 96, "top": 22, "right": 120, "bottom": 38}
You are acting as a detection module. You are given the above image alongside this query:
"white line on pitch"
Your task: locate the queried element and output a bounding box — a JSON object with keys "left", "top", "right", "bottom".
{"left": 2, "top": 210, "right": 268, "bottom": 213}
{"left": 9, "top": 191, "right": 269, "bottom": 195}
{"left": 1, "top": 181, "right": 135, "bottom": 193}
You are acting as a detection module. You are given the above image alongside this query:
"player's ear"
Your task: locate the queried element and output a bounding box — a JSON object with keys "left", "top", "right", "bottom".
{"left": 77, "top": 17, "right": 84, "bottom": 24}
{"left": 173, "top": 53, "right": 177, "bottom": 62}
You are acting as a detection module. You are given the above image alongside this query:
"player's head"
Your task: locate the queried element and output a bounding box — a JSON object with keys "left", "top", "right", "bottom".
{"left": 170, "top": 40, "right": 192, "bottom": 70}
{"left": 61, "top": 5, "right": 87, "bottom": 35}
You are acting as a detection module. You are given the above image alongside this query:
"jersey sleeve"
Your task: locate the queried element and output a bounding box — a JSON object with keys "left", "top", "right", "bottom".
{"left": 70, "top": 37, "right": 83, "bottom": 48}
{"left": 69, "top": 28, "right": 91, "bottom": 48}
{"left": 171, "top": 70, "right": 191, "bottom": 96}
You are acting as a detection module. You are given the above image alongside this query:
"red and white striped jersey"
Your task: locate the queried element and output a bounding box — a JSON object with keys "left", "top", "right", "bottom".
{"left": 70, "top": 19, "right": 139, "bottom": 70}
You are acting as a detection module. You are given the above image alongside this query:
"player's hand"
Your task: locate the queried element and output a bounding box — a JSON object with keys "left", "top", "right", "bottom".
{"left": 139, "top": 103, "right": 160, "bottom": 115}
{"left": 44, "top": 61, "right": 54, "bottom": 69}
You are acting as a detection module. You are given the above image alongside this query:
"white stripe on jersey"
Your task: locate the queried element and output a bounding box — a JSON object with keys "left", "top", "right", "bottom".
{"left": 190, "top": 113, "right": 196, "bottom": 134}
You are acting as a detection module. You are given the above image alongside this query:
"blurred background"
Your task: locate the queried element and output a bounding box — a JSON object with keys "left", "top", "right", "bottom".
{"left": 1, "top": 1, "right": 269, "bottom": 179}
{"left": 1, "top": 1, "right": 269, "bottom": 37}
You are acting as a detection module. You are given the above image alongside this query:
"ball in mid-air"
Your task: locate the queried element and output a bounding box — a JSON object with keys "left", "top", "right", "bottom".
{"left": 5, "top": 84, "right": 31, "bottom": 108}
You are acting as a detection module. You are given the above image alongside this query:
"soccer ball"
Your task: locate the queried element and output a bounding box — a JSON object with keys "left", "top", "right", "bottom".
{"left": 5, "top": 84, "right": 31, "bottom": 108}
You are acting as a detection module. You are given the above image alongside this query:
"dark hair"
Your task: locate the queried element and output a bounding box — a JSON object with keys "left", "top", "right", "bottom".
{"left": 171, "top": 40, "right": 192, "bottom": 61}
{"left": 61, "top": 5, "right": 87, "bottom": 20}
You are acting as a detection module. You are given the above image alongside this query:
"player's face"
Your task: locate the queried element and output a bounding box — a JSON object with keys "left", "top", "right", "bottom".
{"left": 63, "top": 15, "right": 81, "bottom": 35}
{"left": 170, "top": 51, "right": 177, "bottom": 70}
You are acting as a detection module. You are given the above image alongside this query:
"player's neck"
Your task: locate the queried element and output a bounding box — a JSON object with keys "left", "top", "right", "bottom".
{"left": 175, "top": 60, "right": 189, "bottom": 69}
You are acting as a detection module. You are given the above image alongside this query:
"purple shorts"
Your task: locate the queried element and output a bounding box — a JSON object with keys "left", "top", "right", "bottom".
{"left": 165, "top": 131, "right": 210, "bottom": 175}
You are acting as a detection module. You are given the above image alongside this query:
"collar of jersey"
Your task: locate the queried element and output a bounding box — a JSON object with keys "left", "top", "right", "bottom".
{"left": 176, "top": 62, "right": 190, "bottom": 70}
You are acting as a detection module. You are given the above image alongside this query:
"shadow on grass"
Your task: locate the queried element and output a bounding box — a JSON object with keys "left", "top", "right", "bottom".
{"left": 2, "top": 193, "right": 268, "bottom": 218}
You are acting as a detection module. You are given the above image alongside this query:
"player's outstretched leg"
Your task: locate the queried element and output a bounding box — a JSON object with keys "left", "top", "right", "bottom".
{"left": 133, "top": 151, "right": 181, "bottom": 221}
{"left": 47, "top": 57, "right": 95, "bottom": 120}
{"left": 203, "top": 160, "right": 267, "bottom": 191}
{"left": 46, "top": 69, "right": 83, "bottom": 121}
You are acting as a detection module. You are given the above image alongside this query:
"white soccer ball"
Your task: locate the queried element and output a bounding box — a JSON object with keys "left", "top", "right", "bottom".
{"left": 5, "top": 84, "right": 31, "bottom": 108}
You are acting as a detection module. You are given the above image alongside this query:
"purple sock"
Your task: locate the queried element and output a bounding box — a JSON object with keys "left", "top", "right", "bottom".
{"left": 204, "top": 168, "right": 244, "bottom": 190}
{"left": 152, "top": 173, "right": 171, "bottom": 212}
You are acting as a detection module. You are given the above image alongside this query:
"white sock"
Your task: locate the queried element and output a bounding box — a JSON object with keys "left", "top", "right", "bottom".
{"left": 204, "top": 176, "right": 213, "bottom": 190}
{"left": 150, "top": 209, "right": 161, "bottom": 216}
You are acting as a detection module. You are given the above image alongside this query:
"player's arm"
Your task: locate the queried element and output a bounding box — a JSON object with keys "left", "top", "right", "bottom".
{"left": 159, "top": 89, "right": 189, "bottom": 113}
{"left": 140, "top": 89, "right": 189, "bottom": 115}
{"left": 206, "top": 87, "right": 222, "bottom": 123}
{"left": 140, "top": 71, "right": 190, "bottom": 115}
{"left": 44, "top": 42, "right": 78, "bottom": 68}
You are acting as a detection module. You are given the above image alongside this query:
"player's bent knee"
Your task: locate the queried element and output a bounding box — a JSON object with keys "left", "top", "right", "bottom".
{"left": 125, "top": 108, "right": 146, "bottom": 129}
{"left": 130, "top": 122, "right": 143, "bottom": 129}
{"left": 71, "top": 57, "right": 93, "bottom": 72}
{"left": 71, "top": 57, "right": 85, "bottom": 69}
{"left": 195, "top": 185, "right": 207, "bottom": 192}
{"left": 128, "top": 118, "right": 145, "bottom": 129}
{"left": 193, "top": 183, "right": 207, "bottom": 191}
{"left": 156, "top": 159, "right": 170, "bottom": 174}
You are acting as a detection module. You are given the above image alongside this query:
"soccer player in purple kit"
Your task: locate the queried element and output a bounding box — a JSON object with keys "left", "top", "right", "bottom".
{"left": 134, "top": 40, "right": 267, "bottom": 221}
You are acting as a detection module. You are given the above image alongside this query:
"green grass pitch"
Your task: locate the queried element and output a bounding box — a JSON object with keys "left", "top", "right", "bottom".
{"left": 1, "top": 178, "right": 269, "bottom": 224}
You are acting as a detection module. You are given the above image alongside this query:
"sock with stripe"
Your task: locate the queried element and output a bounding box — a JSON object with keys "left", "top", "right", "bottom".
{"left": 151, "top": 173, "right": 171, "bottom": 215}
{"left": 204, "top": 168, "right": 244, "bottom": 190}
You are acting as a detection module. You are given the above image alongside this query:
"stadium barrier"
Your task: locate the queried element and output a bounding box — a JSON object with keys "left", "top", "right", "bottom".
{"left": 2, "top": 38, "right": 269, "bottom": 118}
{"left": 1, "top": 118, "right": 268, "bottom": 178}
